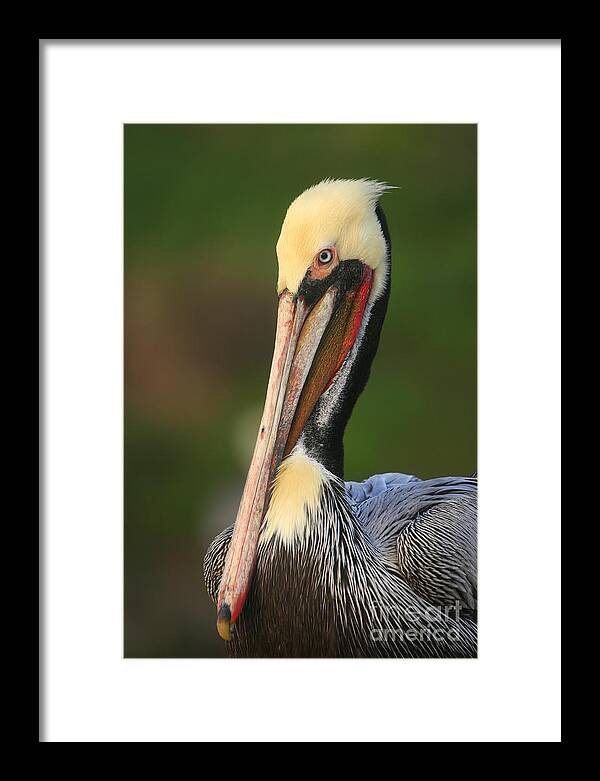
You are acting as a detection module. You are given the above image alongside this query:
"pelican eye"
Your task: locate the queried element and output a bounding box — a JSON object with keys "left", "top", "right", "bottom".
{"left": 317, "top": 248, "right": 334, "bottom": 265}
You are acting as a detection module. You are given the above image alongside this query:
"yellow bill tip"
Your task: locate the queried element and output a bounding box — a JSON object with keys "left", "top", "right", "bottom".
{"left": 217, "top": 604, "right": 232, "bottom": 642}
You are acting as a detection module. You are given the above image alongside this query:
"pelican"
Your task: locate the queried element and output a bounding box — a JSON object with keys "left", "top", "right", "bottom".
{"left": 204, "top": 179, "right": 477, "bottom": 657}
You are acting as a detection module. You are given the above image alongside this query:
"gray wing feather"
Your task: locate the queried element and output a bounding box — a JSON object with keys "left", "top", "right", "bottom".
{"left": 396, "top": 493, "right": 477, "bottom": 611}
{"left": 345, "top": 472, "right": 420, "bottom": 504}
{"left": 354, "top": 476, "right": 477, "bottom": 612}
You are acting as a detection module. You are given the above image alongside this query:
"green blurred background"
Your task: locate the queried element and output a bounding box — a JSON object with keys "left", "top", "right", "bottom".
{"left": 124, "top": 124, "right": 477, "bottom": 658}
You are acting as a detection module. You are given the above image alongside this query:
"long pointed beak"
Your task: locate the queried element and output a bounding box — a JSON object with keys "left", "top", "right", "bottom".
{"left": 216, "top": 288, "right": 338, "bottom": 640}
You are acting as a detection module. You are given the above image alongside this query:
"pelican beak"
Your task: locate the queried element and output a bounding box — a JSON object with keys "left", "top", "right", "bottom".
{"left": 216, "top": 265, "right": 374, "bottom": 640}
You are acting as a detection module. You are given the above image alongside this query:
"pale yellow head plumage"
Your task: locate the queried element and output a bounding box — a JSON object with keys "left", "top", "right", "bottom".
{"left": 276, "top": 178, "right": 393, "bottom": 297}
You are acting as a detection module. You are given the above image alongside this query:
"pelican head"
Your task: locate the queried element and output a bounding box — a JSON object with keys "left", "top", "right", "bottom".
{"left": 276, "top": 178, "right": 392, "bottom": 299}
{"left": 216, "top": 178, "right": 393, "bottom": 641}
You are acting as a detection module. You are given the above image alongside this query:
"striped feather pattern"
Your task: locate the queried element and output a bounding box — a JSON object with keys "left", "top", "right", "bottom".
{"left": 204, "top": 472, "right": 477, "bottom": 657}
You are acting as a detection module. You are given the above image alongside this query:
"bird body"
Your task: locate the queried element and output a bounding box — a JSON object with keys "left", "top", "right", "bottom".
{"left": 204, "top": 179, "right": 477, "bottom": 657}
{"left": 205, "top": 470, "right": 476, "bottom": 657}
